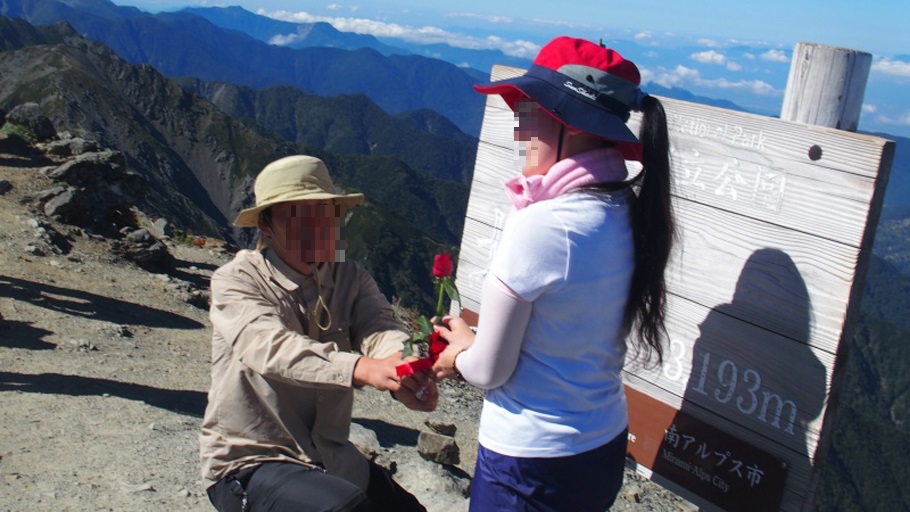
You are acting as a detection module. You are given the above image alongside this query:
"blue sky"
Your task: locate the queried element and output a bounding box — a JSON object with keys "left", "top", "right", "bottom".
{"left": 117, "top": 1, "right": 910, "bottom": 138}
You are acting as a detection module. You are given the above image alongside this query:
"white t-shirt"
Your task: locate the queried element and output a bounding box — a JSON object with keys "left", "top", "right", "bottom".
{"left": 478, "top": 189, "right": 634, "bottom": 457}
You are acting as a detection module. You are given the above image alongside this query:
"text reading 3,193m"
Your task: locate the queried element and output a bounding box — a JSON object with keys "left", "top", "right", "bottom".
{"left": 663, "top": 339, "right": 798, "bottom": 435}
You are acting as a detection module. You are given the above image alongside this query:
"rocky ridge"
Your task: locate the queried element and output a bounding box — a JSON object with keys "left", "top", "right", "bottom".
{"left": 0, "top": 111, "right": 693, "bottom": 511}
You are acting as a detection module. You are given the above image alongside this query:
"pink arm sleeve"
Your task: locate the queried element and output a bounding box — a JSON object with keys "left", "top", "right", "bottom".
{"left": 456, "top": 276, "right": 532, "bottom": 389}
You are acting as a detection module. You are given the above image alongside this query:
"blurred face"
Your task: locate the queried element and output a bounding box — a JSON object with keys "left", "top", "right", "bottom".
{"left": 514, "top": 100, "right": 564, "bottom": 177}
{"left": 259, "top": 200, "right": 344, "bottom": 273}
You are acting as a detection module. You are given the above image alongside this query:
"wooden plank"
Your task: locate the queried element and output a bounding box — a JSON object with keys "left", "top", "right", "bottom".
{"left": 486, "top": 65, "right": 890, "bottom": 179}
{"left": 476, "top": 78, "right": 890, "bottom": 249}
{"left": 461, "top": 192, "right": 862, "bottom": 356}
{"left": 455, "top": 245, "right": 489, "bottom": 313}
{"left": 469, "top": 139, "right": 524, "bottom": 187}
{"left": 667, "top": 199, "right": 856, "bottom": 354}
{"left": 626, "top": 293, "right": 833, "bottom": 456}
{"left": 630, "top": 105, "right": 888, "bottom": 250}
{"left": 470, "top": 131, "right": 881, "bottom": 248}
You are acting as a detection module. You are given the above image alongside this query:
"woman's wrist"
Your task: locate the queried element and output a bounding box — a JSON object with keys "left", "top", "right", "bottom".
{"left": 452, "top": 348, "right": 468, "bottom": 381}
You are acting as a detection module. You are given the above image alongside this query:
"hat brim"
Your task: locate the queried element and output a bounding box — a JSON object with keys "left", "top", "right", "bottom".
{"left": 475, "top": 76, "right": 643, "bottom": 162}
{"left": 232, "top": 192, "right": 364, "bottom": 227}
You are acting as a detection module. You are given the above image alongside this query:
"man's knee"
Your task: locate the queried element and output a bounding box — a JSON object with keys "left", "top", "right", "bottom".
{"left": 213, "top": 462, "right": 371, "bottom": 512}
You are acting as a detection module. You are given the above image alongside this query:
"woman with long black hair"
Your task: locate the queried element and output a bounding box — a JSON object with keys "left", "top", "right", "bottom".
{"left": 433, "top": 36, "right": 674, "bottom": 511}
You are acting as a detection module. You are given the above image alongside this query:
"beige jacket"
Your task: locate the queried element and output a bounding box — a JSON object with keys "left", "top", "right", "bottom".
{"left": 199, "top": 249, "right": 408, "bottom": 490}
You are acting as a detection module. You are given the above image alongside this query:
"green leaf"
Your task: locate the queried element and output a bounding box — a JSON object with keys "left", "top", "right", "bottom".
{"left": 402, "top": 340, "right": 414, "bottom": 359}
{"left": 444, "top": 279, "right": 461, "bottom": 305}
{"left": 417, "top": 315, "right": 432, "bottom": 334}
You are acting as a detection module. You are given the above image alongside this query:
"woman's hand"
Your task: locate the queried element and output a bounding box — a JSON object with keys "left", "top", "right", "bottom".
{"left": 432, "top": 316, "right": 475, "bottom": 380}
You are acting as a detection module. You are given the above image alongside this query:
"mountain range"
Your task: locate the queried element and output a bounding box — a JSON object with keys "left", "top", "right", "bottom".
{"left": 0, "top": 0, "right": 487, "bottom": 137}
{"left": 10, "top": 0, "right": 905, "bottom": 213}
{"left": 1, "top": 2, "right": 909, "bottom": 510}
{"left": 181, "top": 5, "right": 528, "bottom": 82}
{"left": 0, "top": 15, "right": 468, "bottom": 309}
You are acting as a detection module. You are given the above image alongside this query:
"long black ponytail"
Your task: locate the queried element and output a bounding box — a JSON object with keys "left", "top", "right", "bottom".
{"left": 623, "top": 95, "right": 675, "bottom": 366}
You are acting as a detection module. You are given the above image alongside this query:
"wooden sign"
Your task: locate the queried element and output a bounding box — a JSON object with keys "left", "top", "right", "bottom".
{"left": 454, "top": 64, "right": 895, "bottom": 511}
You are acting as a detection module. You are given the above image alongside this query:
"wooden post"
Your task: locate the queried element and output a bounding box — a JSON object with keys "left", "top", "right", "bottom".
{"left": 780, "top": 43, "right": 872, "bottom": 132}
{"left": 780, "top": 42, "right": 879, "bottom": 512}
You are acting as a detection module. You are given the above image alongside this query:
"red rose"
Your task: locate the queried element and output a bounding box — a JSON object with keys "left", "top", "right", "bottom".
{"left": 433, "top": 253, "right": 453, "bottom": 278}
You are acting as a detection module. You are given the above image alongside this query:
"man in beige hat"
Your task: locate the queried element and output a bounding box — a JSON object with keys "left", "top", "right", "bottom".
{"left": 200, "top": 155, "right": 434, "bottom": 512}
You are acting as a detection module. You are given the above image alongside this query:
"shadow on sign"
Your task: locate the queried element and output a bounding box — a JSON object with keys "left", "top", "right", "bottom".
{"left": 649, "top": 248, "right": 826, "bottom": 511}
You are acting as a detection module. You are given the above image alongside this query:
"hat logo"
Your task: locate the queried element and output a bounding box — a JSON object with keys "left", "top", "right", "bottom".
{"left": 563, "top": 80, "right": 597, "bottom": 101}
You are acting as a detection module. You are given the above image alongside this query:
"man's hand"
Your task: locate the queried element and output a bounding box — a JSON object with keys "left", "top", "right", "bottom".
{"left": 392, "top": 371, "right": 438, "bottom": 412}
{"left": 352, "top": 353, "right": 404, "bottom": 391}
{"left": 352, "top": 353, "right": 438, "bottom": 411}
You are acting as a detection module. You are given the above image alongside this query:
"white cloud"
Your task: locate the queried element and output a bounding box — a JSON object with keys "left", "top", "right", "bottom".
{"left": 691, "top": 50, "right": 726, "bottom": 65}
{"left": 698, "top": 38, "right": 721, "bottom": 48}
{"left": 863, "top": 104, "right": 877, "bottom": 114}
{"left": 647, "top": 65, "right": 780, "bottom": 96}
{"left": 648, "top": 65, "right": 698, "bottom": 88}
{"left": 875, "top": 111, "right": 910, "bottom": 126}
{"left": 485, "top": 35, "right": 540, "bottom": 59}
{"left": 326, "top": 3, "right": 341, "bottom": 10}
{"left": 760, "top": 49, "right": 789, "bottom": 63}
{"left": 269, "top": 33, "right": 301, "bottom": 46}
{"left": 674, "top": 65, "right": 701, "bottom": 79}
{"left": 726, "top": 62, "right": 742, "bottom": 71}
{"left": 261, "top": 9, "right": 538, "bottom": 58}
{"left": 639, "top": 68, "right": 655, "bottom": 85}
{"left": 709, "top": 77, "right": 780, "bottom": 96}
{"left": 744, "top": 53, "right": 756, "bottom": 60}
{"left": 635, "top": 31, "right": 653, "bottom": 40}
{"left": 446, "top": 12, "right": 513, "bottom": 24}
{"left": 527, "top": 18, "right": 597, "bottom": 30}
{"left": 872, "top": 58, "right": 910, "bottom": 77}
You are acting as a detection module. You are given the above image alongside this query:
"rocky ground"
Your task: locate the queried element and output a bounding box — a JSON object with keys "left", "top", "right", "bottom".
{"left": 0, "top": 147, "right": 695, "bottom": 511}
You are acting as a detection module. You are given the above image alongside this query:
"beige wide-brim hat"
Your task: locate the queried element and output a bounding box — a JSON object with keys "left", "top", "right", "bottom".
{"left": 233, "top": 155, "right": 365, "bottom": 227}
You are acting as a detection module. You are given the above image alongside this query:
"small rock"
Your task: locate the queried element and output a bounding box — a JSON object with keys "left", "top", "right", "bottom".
{"left": 620, "top": 483, "right": 642, "bottom": 503}
{"left": 0, "top": 180, "right": 12, "bottom": 195}
{"left": 417, "top": 431, "right": 460, "bottom": 465}
{"left": 121, "top": 482, "right": 156, "bottom": 494}
{"left": 350, "top": 423, "right": 381, "bottom": 459}
{"left": 6, "top": 102, "right": 56, "bottom": 141}
{"left": 392, "top": 459, "right": 471, "bottom": 508}
{"left": 24, "top": 244, "right": 44, "bottom": 256}
{"left": 100, "top": 324, "right": 132, "bottom": 338}
{"left": 424, "top": 420, "right": 457, "bottom": 437}
{"left": 126, "top": 228, "right": 152, "bottom": 243}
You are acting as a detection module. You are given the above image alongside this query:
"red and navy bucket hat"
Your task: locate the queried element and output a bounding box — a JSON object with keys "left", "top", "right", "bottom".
{"left": 475, "top": 36, "right": 646, "bottom": 161}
